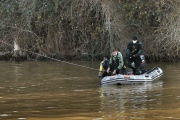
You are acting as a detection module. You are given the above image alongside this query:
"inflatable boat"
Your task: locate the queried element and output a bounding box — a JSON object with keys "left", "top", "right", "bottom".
{"left": 101, "top": 67, "right": 163, "bottom": 85}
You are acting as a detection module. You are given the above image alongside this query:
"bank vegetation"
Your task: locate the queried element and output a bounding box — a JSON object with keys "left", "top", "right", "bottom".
{"left": 0, "top": 0, "right": 179, "bottom": 62}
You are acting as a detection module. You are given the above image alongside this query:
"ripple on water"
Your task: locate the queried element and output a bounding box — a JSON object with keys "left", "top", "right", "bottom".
{"left": 0, "top": 114, "right": 10, "bottom": 116}
{"left": 19, "top": 87, "right": 26, "bottom": 89}
{"left": 47, "top": 107, "right": 54, "bottom": 109}
{"left": 18, "top": 118, "right": 26, "bottom": 120}
{"left": 73, "top": 89, "right": 84, "bottom": 91}
{"left": 93, "top": 118, "right": 103, "bottom": 120}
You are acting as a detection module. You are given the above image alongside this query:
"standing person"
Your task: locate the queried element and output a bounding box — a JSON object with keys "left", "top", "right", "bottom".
{"left": 126, "top": 35, "right": 143, "bottom": 75}
{"left": 106, "top": 49, "right": 125, "bottom": 75}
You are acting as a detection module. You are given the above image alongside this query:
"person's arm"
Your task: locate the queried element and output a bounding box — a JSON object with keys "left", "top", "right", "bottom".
{"left": 126, "top": 41, "right": 134, "bottom": 59}
{"left": 134, "top": 42, "right": 143, "bottom": 57}
{"left": 107, "top": 54, "right": 112, "bottom": 73}
{"left": 126, "top": 41, "right": 131, "bottom": 54}
{"left": 107, "top": 67, "right": 110, "bottom": 73}
{"left": 117, "top": 52, "right": 124, "bottom": 70}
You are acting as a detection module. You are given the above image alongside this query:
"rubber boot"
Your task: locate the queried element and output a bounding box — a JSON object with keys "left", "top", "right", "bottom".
{"left": 135, "top": 68, "right": 142, "bottom": 75}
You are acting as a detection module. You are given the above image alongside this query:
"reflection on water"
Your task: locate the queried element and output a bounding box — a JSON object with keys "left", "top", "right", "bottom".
{"left": 0, "top": 61, "right": 180, "bottom": 120}
{"left": 100, "top": 81, "right": 163, "bottom": 119}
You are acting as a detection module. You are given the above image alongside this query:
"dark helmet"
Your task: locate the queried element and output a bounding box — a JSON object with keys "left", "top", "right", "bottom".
{"left": 132, "top": 35, "right": 137, "bottom": 40}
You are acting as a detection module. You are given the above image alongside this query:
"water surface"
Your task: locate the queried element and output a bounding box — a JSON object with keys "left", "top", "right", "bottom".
{"left": 0, "top": 61, "right": 179, "bottom": 120}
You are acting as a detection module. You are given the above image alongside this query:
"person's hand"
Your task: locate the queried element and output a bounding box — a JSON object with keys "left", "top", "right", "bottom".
{"left": 129, "top": 54, "right": 133, "bottom": 59}
{"left": 130, "top": 54, "right": 136, "bottom": 59}
{"left": 113, "top": 70, "right": 116, "bottom": 74}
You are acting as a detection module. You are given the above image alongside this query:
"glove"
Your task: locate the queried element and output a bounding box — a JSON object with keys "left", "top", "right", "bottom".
{"left": 129, "top": 54, "right": 133, "bottom": 59}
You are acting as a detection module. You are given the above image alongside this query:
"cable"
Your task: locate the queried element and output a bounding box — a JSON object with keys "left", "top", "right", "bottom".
{"left": 0, "top": 40, "right": 99, "bottom": 71}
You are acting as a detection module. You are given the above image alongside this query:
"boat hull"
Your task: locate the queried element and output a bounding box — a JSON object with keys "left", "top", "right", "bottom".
{"left": 101, "top": 67, "right": 163, "bottom": 85}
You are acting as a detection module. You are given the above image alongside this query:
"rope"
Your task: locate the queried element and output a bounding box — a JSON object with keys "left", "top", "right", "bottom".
{"left": 0, "top": 40, "right": 99, "bottom": 71}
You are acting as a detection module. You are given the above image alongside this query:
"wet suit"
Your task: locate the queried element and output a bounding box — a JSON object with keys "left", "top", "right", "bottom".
{"left": 126, "top": 40, "right": 143, "bottom": 75}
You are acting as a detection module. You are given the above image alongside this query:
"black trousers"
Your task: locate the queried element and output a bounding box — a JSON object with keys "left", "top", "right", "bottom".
{"left": 126, "top": 56, "right": 141, "bottom": 75}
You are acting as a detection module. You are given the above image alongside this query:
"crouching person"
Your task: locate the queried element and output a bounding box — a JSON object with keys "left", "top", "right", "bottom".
{"left": 107, "top": 49, "right": 125, "bottom": 75}
{"left": 98, "top": 49, "right": 126, "bottom": 78}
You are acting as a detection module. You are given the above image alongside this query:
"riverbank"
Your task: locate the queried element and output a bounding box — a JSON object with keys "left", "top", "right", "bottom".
{"left": 0, "top": 51, "right": 176, "bottom": 63}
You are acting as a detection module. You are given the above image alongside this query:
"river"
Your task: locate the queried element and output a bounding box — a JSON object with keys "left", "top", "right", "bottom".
{"left": 0, "top": 61, "right": 179, "bottom": 120}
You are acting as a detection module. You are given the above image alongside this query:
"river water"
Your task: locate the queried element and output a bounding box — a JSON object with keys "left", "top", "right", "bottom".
{"left": 0, "top": 61, "right": 179, "bottom": 120}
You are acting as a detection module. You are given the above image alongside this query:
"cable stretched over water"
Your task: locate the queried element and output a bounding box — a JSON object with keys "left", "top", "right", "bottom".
{"left": 0, "top": 40, "right": 99, "bottom": 71}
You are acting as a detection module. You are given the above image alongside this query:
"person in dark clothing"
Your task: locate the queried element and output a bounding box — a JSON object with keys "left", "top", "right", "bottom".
{"left": 126, "top": 35, "right": 143, "bottom": 75}
{"left": 98, "top": 57, "right": 109, "bottom": 78}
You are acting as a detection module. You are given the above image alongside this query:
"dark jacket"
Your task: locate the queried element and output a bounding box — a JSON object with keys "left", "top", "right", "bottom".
{"left": 126, "top": 40, "right": 143, "bottom": 57}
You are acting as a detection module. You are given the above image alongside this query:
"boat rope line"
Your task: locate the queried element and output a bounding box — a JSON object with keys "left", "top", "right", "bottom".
{"left": 0, "top": 40, "right": 99, "bottom": 71}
